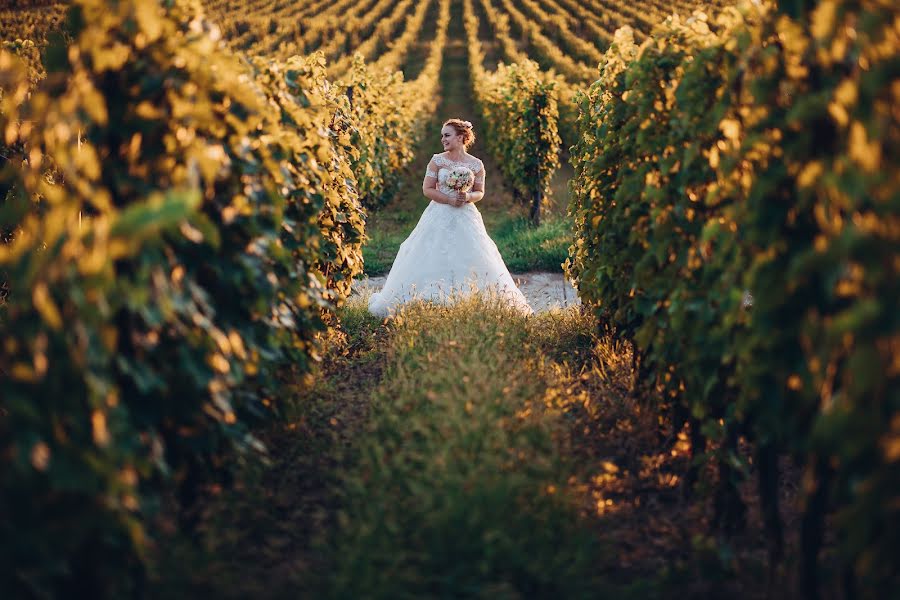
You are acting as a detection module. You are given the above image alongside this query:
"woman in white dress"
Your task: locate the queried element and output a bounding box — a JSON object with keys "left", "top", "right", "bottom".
{"left": 368, "top": 118, "right": 533, "bottom": 317}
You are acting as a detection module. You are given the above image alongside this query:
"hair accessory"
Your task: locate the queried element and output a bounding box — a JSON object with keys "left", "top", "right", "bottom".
{"left": 461, "top": 120, "right": 473, "bottom": 128}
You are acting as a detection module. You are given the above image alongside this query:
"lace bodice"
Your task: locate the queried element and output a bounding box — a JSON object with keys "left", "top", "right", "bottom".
{"left": 425, "top": 153, "right": 485, "bottom": 196}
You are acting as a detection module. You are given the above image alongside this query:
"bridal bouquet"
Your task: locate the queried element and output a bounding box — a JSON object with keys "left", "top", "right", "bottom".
{"left": 446, "top": 166, "right": 475, "bottom": 192}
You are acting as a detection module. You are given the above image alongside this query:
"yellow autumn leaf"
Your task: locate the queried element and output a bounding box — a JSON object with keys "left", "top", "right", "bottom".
{"left": 884, "top": 415, "right": 900, "bottom": 461}
{"left": 834, "top": 79, "right": 858, "bottom": 107}
{"left": 79, "top": 83, "right": 109, "bottom": 126}
{"left": 719, "top": 118, "right": 741, "bottom": 142}
{"left": 828, "top": 102, "right": 849, "bottom": 127}
{"left": 135, "top": 101, "right": 163, "bottom": 120}
{"left": 30, "top": 442, "right": 50, "bottom": 471}
{"left": 92, "top": 410, "right": 110, "bottom": 447}
{"left": 883, "top": 437, "right": 900, "bottom": 462}
{"left": 74, "top": 143, "right": 102, "bottom": 181}
{"left": 228, "top": 330, "right": 247, "bottom": 360}
{"left": 849, "top": 121, "right": 881, "bottom": 173}
{"left": 797, "top": 161, "right": 824, "bottom": 188}
{"left": 209, "top": 353, "right": 231, "bottom": 374}
{"left": 811, "top": 0, "right": 837, "bottom": 40}
{"left": 11, "top": 363, "right": 37, "bottom": 382}
{"left": 92, "top": 41, "right": 131, "bottom": 72}
{"left": 211, "top": 329, "right": 232, "bottom": 355}
{"left": 32, "top": 282, "right": 62, "bottom": 330}
{"left": 134, "top": 0, "right": 163, "bottom": 43}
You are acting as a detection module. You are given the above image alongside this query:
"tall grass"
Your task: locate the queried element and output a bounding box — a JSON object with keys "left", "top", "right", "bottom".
{"left": 317, "top": 295, "right": 614, "bottom": 598}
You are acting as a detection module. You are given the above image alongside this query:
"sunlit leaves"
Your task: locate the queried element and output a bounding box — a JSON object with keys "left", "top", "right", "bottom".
{"left": 0, "top": 0, "right": 367, "bottom": 593}
{"left": 568, "top": 0, "right": 900, "bottom": 591}
{"left": 463, "top": 0, "right": 561, "bottom": 225}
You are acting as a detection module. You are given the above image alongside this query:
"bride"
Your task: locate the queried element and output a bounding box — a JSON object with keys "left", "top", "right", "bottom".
{"left": 368, "top": 118, "right": 533, "bottom": 317}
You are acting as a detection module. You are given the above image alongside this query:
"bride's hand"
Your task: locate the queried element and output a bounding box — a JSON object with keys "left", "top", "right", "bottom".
{"left": 444, "top": 191, "right": 467, "bottom": 207}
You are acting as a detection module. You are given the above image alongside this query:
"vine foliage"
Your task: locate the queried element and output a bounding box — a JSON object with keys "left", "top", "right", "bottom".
{"left": 568, "top": 0, "right": 899, "bottom": 595}
{"left": 0, "top": 0, "right": 365, "bottom": 594}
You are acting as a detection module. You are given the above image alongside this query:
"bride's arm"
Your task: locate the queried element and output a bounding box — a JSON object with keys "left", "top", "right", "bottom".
{"left": 424, "top": 187, "right": 452, "bottom": 204}
{"left": 465, "top": 160, "right": 486, "bottom": 204}
{"left": 422, "top": 159, "right": 454, "bottom": 205}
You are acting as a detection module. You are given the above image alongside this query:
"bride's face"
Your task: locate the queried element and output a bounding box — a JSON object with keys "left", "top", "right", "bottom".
{"left": 441, "top": 126, "right": 464, "bottom": 152}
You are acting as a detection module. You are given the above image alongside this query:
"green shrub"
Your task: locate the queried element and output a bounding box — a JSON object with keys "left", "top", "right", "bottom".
{"left": 725, "top": 1, "right": 900, "bottom": 592}
{"left": 567, "top": 0, "right": 899, "bottom": 594}
{"left": 568, "top": 10, "right": 755, "bottom": 528}
{"left": 463, "top": 0, "right": 561, "bottom": 225}
{"left": 0, "top": 0, "right": 364, "bottom": 595}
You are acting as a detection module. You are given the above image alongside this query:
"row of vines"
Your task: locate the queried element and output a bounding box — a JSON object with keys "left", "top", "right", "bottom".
{"left": 567, "top": 1, "right": 899, "bottom": 597}
{"left": 460, "top": 0, "right": 737, "bottom": 210}
{"left": 0, "top": 0, "right": 450, "bottom": 595}
{"left": 3, "top": 0, "right": 898, "bottom": 596}
{"left": 462, "top": 0, "right": 560, "bottom": 225}
{"left": 468, "top": 0, "right": 735, "bottom": 149}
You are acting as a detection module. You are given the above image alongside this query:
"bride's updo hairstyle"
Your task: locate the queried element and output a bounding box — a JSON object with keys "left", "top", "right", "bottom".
{"left": 443, "top": 118, "right": 476, "bottom": 149}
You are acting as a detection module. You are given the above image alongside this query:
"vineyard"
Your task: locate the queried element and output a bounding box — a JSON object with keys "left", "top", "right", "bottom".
{"left": 1, "top": 0, "right": 898, "bottom": 598}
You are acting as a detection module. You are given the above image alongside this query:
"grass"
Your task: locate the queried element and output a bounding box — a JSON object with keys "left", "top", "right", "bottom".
{"left": 488, "top": 214, "right": 572, "bottom": 273}
{"left": 313, "top": 295, "right": 624, "bottom": 599}
{"left": 149, "top": 295, "right": 798, "bottom": 599}
{"left": 148, "top": 297, "right": 627, "bottom": 598}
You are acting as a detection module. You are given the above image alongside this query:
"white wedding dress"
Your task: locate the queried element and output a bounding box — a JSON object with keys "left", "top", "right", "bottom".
{"left": 368, "top": 153, "right": 532, "bottom": 317}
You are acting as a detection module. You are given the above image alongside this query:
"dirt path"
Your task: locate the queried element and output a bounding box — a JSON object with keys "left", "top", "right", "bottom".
{"left": 353, "top": 271, "right": 580, "bottom": 311}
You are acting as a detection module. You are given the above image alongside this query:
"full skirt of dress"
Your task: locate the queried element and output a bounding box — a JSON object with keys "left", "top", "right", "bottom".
{"left": 368, "top": 200, "right": 532, "bottom": 317}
